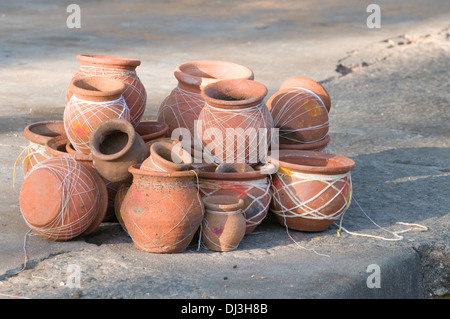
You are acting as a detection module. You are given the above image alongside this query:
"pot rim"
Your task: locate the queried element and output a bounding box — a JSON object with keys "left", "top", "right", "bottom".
{"left": 196, "top": 164, "right": 274, "bottom": 180}
{"left": 268, "top": 150, "right": 355, "bottom": 175}
{"left": 23, "top": 121, "right": 65, "bottom": 145}
{"left": 201, "top": 79, "right": 267, "bottom": 109}
{"left": 174, "top": 60, "right": 254, "bottom": 90}
{"left": 77, "top": 54, "right": 141, "bottom": 69}
{"left": 202, "top": 195, "right": 244, "bottom": 212}
{"left": 135, "top": 120, "right": 169, "bottom": 141}
{"left": 129, "top": 163, "right": 200, "bottom": 178}
{"left": 70, "top": 76, "right": 126, "bottom": 101}
{"left": 89, "top": 118, "right": 137, "bottom": 161}
{"left": 45, "top": 136, "right": 93, "bottom": 161}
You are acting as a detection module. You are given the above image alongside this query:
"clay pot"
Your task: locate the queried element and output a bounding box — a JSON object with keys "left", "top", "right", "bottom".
{"left": 22, "top": 121, "right": 66, "bottom": 175}
{"left": 267, "top": 86, "right": 329, "bottom": 144}
{"left": 135, "top": 120, "right": 169, "bottom": 143}
{"left": 114, "top": 183, "right": 130, "bottom": 233}
{"left": 19, "top": 157, "right": 108, "bottom": 241}
{"left": 157, "top": 60, "right": 254, "bottom": 143}
{"left": 141, "top": 141, "right": 192, "bottom": 172}
{"left": 64, "top": 76, "right": 131, "bottom": 155}
{"left": 120, "top": 164, "right": 204, "bottom": 253}
{"left": 46, "top": 136, "right": 119, "bottom": 222}
{"left": 268, "top": 150, "right": 355, "bottom": 232}
{"left": 197, "top": 163, "right": 273, "bottom": 235}
{"left": 197, "top": 79, "right": 273, "bottom": 164}
{"left": 89, "top": 118, "right": 149, "bottom": 183}
{"left": 280, "top": 77, "right": 331, "bottom": 112}
{"left": 201, "top": 195, "right": 246, "bottom": 252}
{"left": 66, "top": 54, "right": 147, "bottom": 127}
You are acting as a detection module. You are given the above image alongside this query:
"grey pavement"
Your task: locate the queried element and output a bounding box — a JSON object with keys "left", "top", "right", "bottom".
{"left": 0, "top": 0, "right": 449, "bottom": 300}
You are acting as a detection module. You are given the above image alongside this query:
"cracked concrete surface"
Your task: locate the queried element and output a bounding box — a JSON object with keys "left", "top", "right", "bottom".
{"left": 0, "top": 0, "right": 449, "bottom": 300}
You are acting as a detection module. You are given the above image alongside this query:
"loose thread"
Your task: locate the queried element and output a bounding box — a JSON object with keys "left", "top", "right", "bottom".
{"left": 334, "top": 197, "right": 428, "bottom": 241}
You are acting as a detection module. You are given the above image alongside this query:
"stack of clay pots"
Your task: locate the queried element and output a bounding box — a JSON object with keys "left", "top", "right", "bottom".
{"left": 19, "top": 54, "right": 169, "bottom": 242}
{"left": 18, "top": 55, "right": 356, "bottom": 253}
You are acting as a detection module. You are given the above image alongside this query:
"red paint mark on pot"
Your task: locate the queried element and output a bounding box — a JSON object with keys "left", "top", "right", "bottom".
{"left": 212, "top": 226, "right": 223, "bottom": 236}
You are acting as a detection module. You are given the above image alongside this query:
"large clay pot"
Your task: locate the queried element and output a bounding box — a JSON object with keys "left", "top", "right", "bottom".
{"left": 120, "top": 164, "right": 204, "bottom": 253}
{"left": 201, "top": 195, "right": 246, "bottom": 252}
{"left": 135, "top": 120, "right": 169, "bottom": 143}
{"left": 46, "top": 136, "right": 119, "bottom": 222}
{"left": 197, "top": 79, "right": 273, "bottom": 164}
{"left": 22, "top": 121, "right": 66, "bottom": 175}
{"left": 157, "top": 60, "right": 254, "bottom": 143}
{"left": 268, "top": 150, "right": 355, "bottom": 232}
{"left": 66, "top": 54, "right": 146, "bottom": 127}
{"left": 19, "top": 157, "right": 108, "bottom": 241}
{"left": 90, "top": 118, "right": 149, "bottom": 183}
{"left": 140, "top": 141, "right": 192, "bottom": 172}
{"left": 197, "top": 163, "right": 273, "bottom": 235}
{"left": 114, "top": 183, "right": 131, "bottom": 233}
{"left": 267, "top": 86, "right": 329, "bottom": 145}
{"left": 280, "top": 77, "right": 331, "bottom": 112}
{"left": 64, "top": 76, "right": 130, "bottom": 155}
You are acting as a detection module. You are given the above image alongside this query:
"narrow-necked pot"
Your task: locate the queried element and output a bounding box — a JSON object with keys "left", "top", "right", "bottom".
{"left": 90, "top": 118, "right": 149, "bottom": 183}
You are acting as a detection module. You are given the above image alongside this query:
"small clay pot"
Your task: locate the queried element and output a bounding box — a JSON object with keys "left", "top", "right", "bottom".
{"left": 64, "top": 76, "right": 130, "bottom": 154}
{"left": 135, "top": 120, "right": 169, "bottom": 143}
{"left": 157, "top": 60, "right": 255, "bottom": 143}
{"left": 67, "top": 54, "right": 147, "bottom": 127}
{"left": 120, "top": 164, "right": 204, "bottom": 253}
{"left": 90, "top": 118, "right": 149, "bottom": 183}
{"left": 141, "top": 141, "right": 192, "bottom": 172}
{"left": 22, "top": 121, "right": 66, "bottom": 174}
{"left": 267, "top": 87, "right": 329, "bottom": 144}
{"left": 280, "top": 77, "right": 331, "bottom": 112}
{"left": 198, "top": 79, "right": 273, "bottom": 164}
{"left": 268, "top": 150, "right": 355, "bottom": 232}
{"left": 201, "top": 195, "right": 246, "bottom": 252}
{"left": 197, "top": 164, "right": 272, "bottom": 235}
{"left": 19, "top": 157, "right": 108, "bottom": 241}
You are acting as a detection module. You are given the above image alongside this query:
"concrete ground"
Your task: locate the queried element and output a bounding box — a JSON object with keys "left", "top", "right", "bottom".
{"left": 0, "top": 0, "right": 449, "bottom": 300}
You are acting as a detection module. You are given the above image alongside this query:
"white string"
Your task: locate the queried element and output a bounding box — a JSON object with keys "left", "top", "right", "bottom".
{"left": 270, "top": 87, "right": 329, "bottom": 144}
{"left": 20, "top": 157, "right": 100, "bottom": 241}
{"left": 199, "top": 102, "right": 273, "bottom": 164}
{"left": 70, "top": 65, "right": 146, "bottom": 126}
{"left": 157, "top": 86, "right": 204, "bottom": 139}
{"left": 64, "top": 95, "right": 130, "bottom": 154}
{"left": 334, "top": 197, "right": 428, "bottom": 241}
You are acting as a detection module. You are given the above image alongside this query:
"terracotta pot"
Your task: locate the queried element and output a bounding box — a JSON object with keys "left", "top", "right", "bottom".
{"left": 46, "top": 136, "right": 119, "bottom": 222}
{"left": 135, "top": 120, "right": 169, "bottom": 143}
{"left": 22, "top": 121, "right": 66, "bottom": 175}
{"left": 267, "top": 87, "right": 329, "bottom": 144}
{"left": 157, "top": 60, "right": 254, "bottom": 143}
{"left": 141, "top": 141, "right": 192, "bottom": 172}
{"left": 64, "top": 76, "right": 131, "bottom": 155}
{"left": 197, "top": 79, "right": 273, "bottom": 164}
{"left": 90, "top": 118, "right": 149, "bottom": 183}
{"left": 280, "top": 77, "right": 331, "bottom": 112}
{"left": 268, "top": 150, "right": 355, "bottom": 232}
{"left": 276, "top": 134, "right": 331, "bottom": 152}
{"left": 120, "top": 164, "right": 204, "bottom": 253}
{"left": 197, "top": 164, "right": 273, "bottom": 235}
{"left": 114, "top": 183, "right": 130, "bottom": 233}
{"left": 19, "top": 157, "right": 108, "bottom": 241}
{"left": 201, "top": 195, "right": 246, "bottom": 252}
{"left": 66, "top": 54, "right": 147, "bottom": 127}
